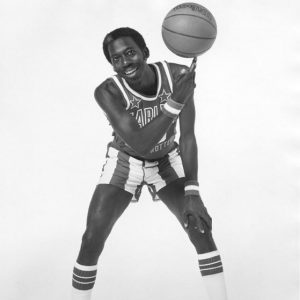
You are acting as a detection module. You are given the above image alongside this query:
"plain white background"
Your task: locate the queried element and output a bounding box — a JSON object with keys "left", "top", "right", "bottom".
{"left": 1, "top": 0, "right": 299, "bottom": 299}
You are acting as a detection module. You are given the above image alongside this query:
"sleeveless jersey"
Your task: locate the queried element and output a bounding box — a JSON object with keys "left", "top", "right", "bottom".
{"left": 109, "top": 61, "right": 178, "bottom": 160}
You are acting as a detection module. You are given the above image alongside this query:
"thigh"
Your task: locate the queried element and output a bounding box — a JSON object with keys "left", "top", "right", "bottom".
{"left": 157, "top": 177, "right": 186, "bottom": 226}
{"left": 86, "top": 184, "right": 132, "bottom": 229}
{"left": 77, "top": 184, "right": 132, "bottom": 264}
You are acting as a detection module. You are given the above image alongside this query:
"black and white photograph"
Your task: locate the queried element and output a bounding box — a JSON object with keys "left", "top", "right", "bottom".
{"left": 1, "top": 1, "right": 298, "bottom": 300}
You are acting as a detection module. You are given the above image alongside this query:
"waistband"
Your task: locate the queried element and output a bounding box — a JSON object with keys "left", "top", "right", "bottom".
{"left": 107, "top": 145, "right": 178, "bottom": 167}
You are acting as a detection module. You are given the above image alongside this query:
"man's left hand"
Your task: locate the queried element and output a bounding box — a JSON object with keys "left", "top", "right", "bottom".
{"left": 183, "top": 195, "right": 212, "bottom": 233}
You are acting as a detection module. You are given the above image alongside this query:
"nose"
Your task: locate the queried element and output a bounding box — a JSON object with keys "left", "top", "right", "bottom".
{"left": 121, "top": 55, "right": 130, "bottom": 67}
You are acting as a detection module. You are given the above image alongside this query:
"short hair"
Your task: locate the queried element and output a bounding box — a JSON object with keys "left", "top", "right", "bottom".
{"left": 102, "top": 27, "right": 149, "bottom": 63}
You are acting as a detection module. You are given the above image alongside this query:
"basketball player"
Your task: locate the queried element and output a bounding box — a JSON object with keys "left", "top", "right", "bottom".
{"left": 71, "top": 27, "right": 228, "bottom": 300}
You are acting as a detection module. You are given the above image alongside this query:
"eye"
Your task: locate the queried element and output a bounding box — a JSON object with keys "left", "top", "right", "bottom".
{"left": 112, "top": 56, "right": 120, "bottom": 63}
{"left": 126, "top": 49, "right": 136, "bottom": 56}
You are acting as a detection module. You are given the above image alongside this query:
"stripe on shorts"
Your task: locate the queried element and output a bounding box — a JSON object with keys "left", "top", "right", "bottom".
{"left": 98, "top": 150, "right": 118, "bottom": 185}
{"left": 111, "top": 149, "right": 131, "bottom": 190}
{"left": 126, "top": 156, "right": 144, "bottom": 200}
{"left": 168, "top": 148, "right": 185, "bottom": 180}
{"left": 146, "top": 163, "right": 165, "bottom": 195}
{"left": 158, "top": 154, "right": 176, "bottom": 185}
{"left": 157, "top": 148, "right": 184, "bottom": 186}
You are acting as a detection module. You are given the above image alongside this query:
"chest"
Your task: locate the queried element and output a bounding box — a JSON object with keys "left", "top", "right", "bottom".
{"left": 127, "top": 88, "right": 172, "bottom": 128}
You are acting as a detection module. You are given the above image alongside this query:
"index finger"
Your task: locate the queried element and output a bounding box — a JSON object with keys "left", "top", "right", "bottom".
{"left": 189, "top": 57, "right": 197, "bottom": 72}
{"left": 196, "top": 216, "right": 205, "bottom": 234}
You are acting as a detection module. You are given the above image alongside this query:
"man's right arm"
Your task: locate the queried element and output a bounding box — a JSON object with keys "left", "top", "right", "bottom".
{"left": 95, "top": 79, "right": 175, "bottom": 156}
{"left": 95, "top": 63, "right": 196, "bottom": 156}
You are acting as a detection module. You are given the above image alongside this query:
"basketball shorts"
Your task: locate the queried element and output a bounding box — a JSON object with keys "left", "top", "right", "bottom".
{"left": 98, "top": 146, "right": 185, "bottom": 201}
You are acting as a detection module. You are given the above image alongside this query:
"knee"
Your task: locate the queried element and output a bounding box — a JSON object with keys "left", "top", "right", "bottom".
{"left": 82, "top": 218, "right": 113, "bottom": 248}
{"left": 184, "top": 216, "right": 217, "bottom": 253}
{"left": 77, "top": 215, "right": 115, "bottom": 265}
{"left": 82, "top": 215, "right": 113, "bottom": 249}
{"left": 81, "top": 227, "right": 103, "bottom": 248}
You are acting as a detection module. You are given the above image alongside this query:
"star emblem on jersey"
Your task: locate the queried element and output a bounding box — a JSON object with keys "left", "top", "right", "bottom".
{"left": 159, "top": 89, "right": 171, "bottom": 104}
{"left": 130, "top": 96, "right": 141, "bottom": 109}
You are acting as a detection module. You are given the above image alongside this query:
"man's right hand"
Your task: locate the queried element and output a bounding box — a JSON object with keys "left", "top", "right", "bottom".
{"left": 172, "top": 58, "right": 197, "bottom": 104}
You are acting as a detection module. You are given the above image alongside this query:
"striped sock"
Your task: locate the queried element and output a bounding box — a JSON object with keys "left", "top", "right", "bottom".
{"left": 71, "top": 262, "right": 97, "bottom": 300}
{"left": 198, "top": 250, "right": 228, "bottom": 300}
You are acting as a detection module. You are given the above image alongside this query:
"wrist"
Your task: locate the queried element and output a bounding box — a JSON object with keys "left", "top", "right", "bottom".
{"left": 162, "top": 98, "right": 184, "bottom": 119}
{"left": 184, "top": 180, "right": 200, "bottom": 196}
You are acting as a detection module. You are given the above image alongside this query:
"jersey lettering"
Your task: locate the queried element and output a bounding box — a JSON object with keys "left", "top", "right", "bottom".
{"left": 150, "top": 135, "right": 175, "bottom": 153}
{"left": 144, "top": 107, "right": 154, "bottom": 124}
{"left": 136, "top": 109, "right": 144, "bottom": 128}
{"left": 134, "top": 105, "right": 160, "bottom": 128}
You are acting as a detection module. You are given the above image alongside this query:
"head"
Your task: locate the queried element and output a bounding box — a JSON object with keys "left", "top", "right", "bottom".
{"left": 103, "top": 27, "right": 149, "bottom": 63}
{"left": 102, "top": 27, "right": 150, "bottom": 81}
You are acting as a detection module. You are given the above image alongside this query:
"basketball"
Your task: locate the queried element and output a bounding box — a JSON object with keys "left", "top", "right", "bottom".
{"left": 162, "top": 2, "right": 217, "bottom": 57}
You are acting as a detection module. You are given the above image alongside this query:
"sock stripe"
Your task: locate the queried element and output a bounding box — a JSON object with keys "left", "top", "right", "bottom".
{"left": 73, "top": 274, "right": 97, "bottom": 283}
{"left": 198, "top": 255, "right": 221, "bottom": 265}
{"left": 72, "top": 280, "right": 95, "bottom": 291}
{"left": 199, "top": 261, "right": 223, "bottom": 270}
{"left": 73, "top": 273, "right": 97, "bottom": 279}
{"left": 200, "top": 266, "right": 224, "bottom": 276}
{"left": 75, "top": 262, "right": 97, "bottom": 271}
{"left": 73, "top": 267, "right": 97, "bottom": 278}
{"left": 198, "top": 251, "right": 224, "bottom": 276}
{"left": 72, "top": 277, "right": 96, "bottom": 285}
{"left": 72, "top": 264, "right": 97, "bottom": 291}
{"left": 197, "top": 250, "right": 220, "bottom": 259}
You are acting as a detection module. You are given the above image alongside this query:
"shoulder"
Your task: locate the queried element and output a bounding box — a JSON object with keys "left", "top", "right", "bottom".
{"left": 94, "top": 77, "right": 122, "bottom": 105}
{"left": 167, "top": 62, "right": 189, "bottom": 80}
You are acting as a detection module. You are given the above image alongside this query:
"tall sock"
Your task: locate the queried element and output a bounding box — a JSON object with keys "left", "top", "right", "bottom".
{"left": 198, "top": 250, "right": 228, "bottom": 300}
{"left": 71, "top": 262, "right": 97, "bottom": 300}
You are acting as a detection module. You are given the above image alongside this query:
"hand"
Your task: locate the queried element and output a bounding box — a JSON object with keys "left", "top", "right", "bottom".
{"left": 172, "top": 58, "right": 197, "bottom": 104}
{"left": 183, "top": 194, "right": 212, "bottom": 233}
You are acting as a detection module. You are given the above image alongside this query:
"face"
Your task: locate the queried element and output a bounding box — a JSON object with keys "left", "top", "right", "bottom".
{"left": 107, "top": 36, "right": 147, "bottom": 82}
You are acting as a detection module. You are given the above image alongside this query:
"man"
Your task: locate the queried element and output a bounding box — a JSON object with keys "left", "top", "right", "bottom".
{"left": 71, "top": 27, "right": 228, "bottom": 300}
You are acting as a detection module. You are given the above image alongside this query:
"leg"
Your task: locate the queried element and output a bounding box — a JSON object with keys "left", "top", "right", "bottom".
{"left": 158, "top": 178, "right": 217, "bottom": 254}
{"left": 72, "top": 184, "right": 132, "bottom": 299}
{"left": 77, "top": 184, "right": 132, "bottom": 265}
{"left": 158, "top": 178, "right": 228, "bottom": 300}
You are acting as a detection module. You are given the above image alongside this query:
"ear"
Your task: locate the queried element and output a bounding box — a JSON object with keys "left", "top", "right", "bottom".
{"left": 143, "top": 47, "right": 150, "bottom": 60}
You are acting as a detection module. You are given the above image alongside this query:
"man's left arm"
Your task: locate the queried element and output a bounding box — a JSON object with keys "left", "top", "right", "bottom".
{"left": 179, "top": 97, "right": 212, "bottom": 233}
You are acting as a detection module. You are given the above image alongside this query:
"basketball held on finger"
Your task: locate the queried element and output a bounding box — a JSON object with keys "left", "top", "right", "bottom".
{"left": 162, "top": 2, "right": 217, "bottom": 58}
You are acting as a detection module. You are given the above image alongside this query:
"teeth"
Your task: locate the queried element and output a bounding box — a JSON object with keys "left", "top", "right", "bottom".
{"left": 125, "top": 68, "right": 137, "bottom": 75}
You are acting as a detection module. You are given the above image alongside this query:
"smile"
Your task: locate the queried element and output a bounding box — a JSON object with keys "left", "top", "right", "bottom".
{"left": 124, "top": 67, "right": 138, "bottom": 75}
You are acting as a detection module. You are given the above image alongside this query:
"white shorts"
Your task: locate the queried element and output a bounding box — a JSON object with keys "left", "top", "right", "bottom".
{"left": 98, "top": 146, "right": 185, "bottom": 201}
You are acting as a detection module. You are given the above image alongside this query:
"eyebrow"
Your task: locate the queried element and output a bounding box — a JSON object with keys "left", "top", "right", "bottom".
{"left": 110, "top": 47, "right": 135, "bottom": 58}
